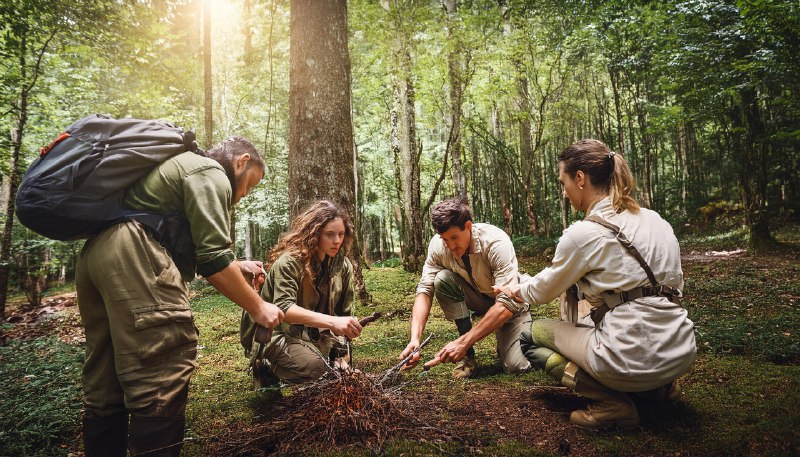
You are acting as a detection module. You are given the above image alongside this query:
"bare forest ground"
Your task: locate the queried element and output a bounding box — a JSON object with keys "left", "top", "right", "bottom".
{"left": 0, "top": 225, "right": 798, "bottom": 456}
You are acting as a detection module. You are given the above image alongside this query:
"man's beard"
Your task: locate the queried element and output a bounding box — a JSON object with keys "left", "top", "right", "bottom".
{"left": 226, "top": 168, "right": 239, "bottom": 204}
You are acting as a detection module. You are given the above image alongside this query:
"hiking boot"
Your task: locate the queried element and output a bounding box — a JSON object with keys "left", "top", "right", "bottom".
{"left": 560, "top": 362, "right": 640, "bottom": 430}
{"left": 569, "top": 395, "right": 640, "bottom": 430}
{"left": 252, "top": 358, "right": 279, "bottom": 389}
{"left": 452, "top": 356, "right": 477, "bottom": 379}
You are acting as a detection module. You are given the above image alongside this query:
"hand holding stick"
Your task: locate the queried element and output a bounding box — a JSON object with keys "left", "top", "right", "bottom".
{"left": 380, "top": 333, "right": 434, "bottom": 382}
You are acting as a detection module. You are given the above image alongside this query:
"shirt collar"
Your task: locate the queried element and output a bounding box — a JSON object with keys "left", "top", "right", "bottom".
{"left": 587, "top": 196, "right": 613, "bottom": 218}
{"left": 469, "top": 223, "right": 482, "bottom": 254}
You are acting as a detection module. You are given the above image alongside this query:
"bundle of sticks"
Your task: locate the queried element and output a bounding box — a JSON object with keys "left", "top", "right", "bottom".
{"left": 211, "top": 370, "right": 443, "bottom": 456}
{"left": 207, "top": 314, "right": 446, "bottom": 456}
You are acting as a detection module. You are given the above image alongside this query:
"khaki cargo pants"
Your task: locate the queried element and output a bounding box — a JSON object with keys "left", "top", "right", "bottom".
{"left": 433, "top": 269, "right": 532, "bottom": 373}
{"left": 76, "top": 222, "right": 197, "bottom": 419}
{"left": 261, "top": 334, "right": 331, "bottom": 384}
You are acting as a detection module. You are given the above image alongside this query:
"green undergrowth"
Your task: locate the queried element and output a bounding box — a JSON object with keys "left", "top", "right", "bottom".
{"left": 0, "top": 337, "right": 83, "bottom": 457}
{"left": 683, "top": 246, "right": 800, "bottom": 363}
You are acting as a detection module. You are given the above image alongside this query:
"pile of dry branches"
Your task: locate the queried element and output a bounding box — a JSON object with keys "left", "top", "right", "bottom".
{"left": 210, "top": 370, "right": 446, "bottom": 456}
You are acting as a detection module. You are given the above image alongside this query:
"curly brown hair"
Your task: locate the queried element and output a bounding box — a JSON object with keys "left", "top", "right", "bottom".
{"left": 268, "top": 200, "right": 354, "bottom": 282}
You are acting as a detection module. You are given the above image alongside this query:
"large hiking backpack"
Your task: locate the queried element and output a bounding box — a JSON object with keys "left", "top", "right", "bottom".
{"left": 15, "top": 114, "right": 199, "bottom": 241}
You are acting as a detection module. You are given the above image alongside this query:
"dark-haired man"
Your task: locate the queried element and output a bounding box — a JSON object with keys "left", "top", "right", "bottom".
{"left": 398, "top": 197, "right": 532, "bottom": 378}
{"left": 76, "top": 137, "right": 284, "bottom": 457}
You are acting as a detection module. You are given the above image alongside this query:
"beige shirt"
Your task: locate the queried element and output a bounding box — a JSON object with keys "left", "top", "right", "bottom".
{"left": 416, "top": 223, "right": 526, "bottom": 313}
{"left": 519, "top": 197, "right": 696, "bottom": 390}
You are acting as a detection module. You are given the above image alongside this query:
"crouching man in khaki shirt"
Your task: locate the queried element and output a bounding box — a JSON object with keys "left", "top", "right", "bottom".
{"left": 398, "top": 198, "right": 532, "bottom": 378}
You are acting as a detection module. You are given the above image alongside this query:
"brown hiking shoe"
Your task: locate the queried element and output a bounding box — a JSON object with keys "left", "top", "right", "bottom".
{"left": 569, "top": 395, "right": 640, "bottom": 430}
{"left": 452, "top": 356, "right": 477, "bottom": 379}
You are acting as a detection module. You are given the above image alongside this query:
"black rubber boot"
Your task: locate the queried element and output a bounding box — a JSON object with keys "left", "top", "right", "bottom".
{"left": 128, "top": 415, "right": 185, "bottom": 457}
{"left": 83, "top": 413, "right": 129, "bottom": 457}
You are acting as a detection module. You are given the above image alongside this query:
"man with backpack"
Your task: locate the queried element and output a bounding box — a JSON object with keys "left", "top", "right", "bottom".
{"left": 74, "top": 136, "right": 283, "bottom": 457}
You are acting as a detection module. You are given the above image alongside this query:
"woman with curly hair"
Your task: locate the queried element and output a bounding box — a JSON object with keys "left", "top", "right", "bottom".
{"left": 240, "top": 200, "right": 362, "bottom": 386}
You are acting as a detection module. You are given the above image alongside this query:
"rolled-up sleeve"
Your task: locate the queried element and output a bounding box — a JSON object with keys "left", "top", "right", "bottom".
{"left": 520, "top": 226, "right": 591, "bottom": 305}
{"left": 487, "top": 237, "right": 525, "bottom": 313}
{"left": 183, "top": 167, "right": 235, "bottom": 277}
{"left": 415, "top": 237, "right": 443, "bottom": 297}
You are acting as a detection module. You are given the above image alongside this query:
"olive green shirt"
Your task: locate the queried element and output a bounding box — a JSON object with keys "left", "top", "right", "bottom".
{"left": 123, "top": 151, "right": 235, "bottom": 279}
{"left": 240, "top": 252, "right": 356, "bottom": 357}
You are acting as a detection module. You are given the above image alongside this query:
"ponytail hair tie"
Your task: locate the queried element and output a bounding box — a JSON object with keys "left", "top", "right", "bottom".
{"left": 608, "top": 151, "right": 616, "bottom": 159}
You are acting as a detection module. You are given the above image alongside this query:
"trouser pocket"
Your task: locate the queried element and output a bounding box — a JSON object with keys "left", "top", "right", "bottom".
{"left": 132, "top": 305, "right": 198, "bottom": 360}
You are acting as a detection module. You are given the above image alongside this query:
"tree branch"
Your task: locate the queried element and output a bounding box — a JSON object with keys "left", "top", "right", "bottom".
{"left": 24, "top": 29, "right": 58, "bottom": 95}
{"left": 424, "top": 144, "right": 449, "bottom": 214}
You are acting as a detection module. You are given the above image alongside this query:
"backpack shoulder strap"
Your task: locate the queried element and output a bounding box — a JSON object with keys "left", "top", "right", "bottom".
{"left": 583, "top": 214, "right": 658, "bottom": 287}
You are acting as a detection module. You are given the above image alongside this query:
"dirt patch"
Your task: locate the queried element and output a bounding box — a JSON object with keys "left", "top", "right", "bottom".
{"left": 441, "top": 383, "right": 594, "bottom": 454}
{"left": 204, "top": 374, "right": 601, "bottom": 456}
{"left": 1, "top": 293, "right": 85, "bottom": 345}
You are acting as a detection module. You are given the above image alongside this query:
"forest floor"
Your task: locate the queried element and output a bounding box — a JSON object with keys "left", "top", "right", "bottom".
{"left": 0, "top": 225, "right": 798, "bottom": 456}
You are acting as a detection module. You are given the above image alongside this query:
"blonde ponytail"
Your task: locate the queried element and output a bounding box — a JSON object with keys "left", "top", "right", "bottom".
{"left": 559, "top": 139, "right": 641, "bottom": 214}
{"left": 608, "top": 152, "right": 640, "bottom": 214}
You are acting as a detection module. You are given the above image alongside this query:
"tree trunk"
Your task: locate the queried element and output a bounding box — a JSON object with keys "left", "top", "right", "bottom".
{"left": 731, "top": 89, "right": 773, "bottom": 248}
{"left": 384, "top": 3, "right": 424, "bottom": 273}
{"left": 288, "top": 0, "right": 369, "bottom": 298}
{"left": 610, "top": 68, "right": 625, "bottom": 153}
{"left": 243, "top": 0, "right": 253, "bottom": 57}
{"left": 0, "top": 116, "right": 26, "bottom": 319}
{"left": 0, "top": 32, "right": 35, "bottom": 319}
{"left": 444, "top": 0, "right": 467, "bottom": 199}
{"left": 244, "top": 220, "right": 253, "bottom": 260}
{"left": 517, "top": 76, "right": 539, "bottom": 237}
{"left": 203, "top": 0, "right": 214, "bottom": 148}
{"left": 491, "top": 106, "right": 512, "bottom": 236}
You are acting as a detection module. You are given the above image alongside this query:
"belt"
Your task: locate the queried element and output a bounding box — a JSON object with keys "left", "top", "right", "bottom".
{"left": 591, "top": 285, "right": 683, "bottom": 325}
{"left": 603, "top": 285, "right": 683, "bottom": 308}
{"left": 286, "top": 324, "right": 322, "bottom": 342}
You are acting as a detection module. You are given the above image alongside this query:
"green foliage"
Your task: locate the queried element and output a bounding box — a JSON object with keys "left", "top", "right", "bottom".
{"left": 370, "top": 257, "right": 402, "bottom": 268}
{"left": 0, "top": 337, "right": 83, "bottom": 457}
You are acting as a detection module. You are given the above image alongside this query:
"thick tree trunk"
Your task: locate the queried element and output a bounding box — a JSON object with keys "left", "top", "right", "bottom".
{"left": 731, "top": 89, "right": 773, "bottom": 248}
{"left": 289, "top": 0, "right": 355, "bottom": 215}
{"left": 288, "top": 0, "right": 369, "bottom": 298}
